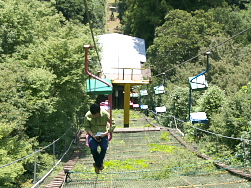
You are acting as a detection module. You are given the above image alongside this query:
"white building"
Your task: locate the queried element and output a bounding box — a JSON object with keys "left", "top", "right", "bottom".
{"left": 98, "top": 33, "right": 149, "bottom": 80}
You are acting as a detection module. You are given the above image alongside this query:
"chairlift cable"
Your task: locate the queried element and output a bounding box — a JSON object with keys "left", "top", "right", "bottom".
{"left": 153, "top": 25, "right": 251, "bottom": 78}
{"left": 83, "top": 0, "right": 104, "bottom": 76}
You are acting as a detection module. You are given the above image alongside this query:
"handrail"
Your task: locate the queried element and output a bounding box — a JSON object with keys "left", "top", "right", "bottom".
{"left": 84, "top": 45, "right": 112, "bottom": 87}
{"left": 0, "top": 127, "right": 72, "bottom": 169}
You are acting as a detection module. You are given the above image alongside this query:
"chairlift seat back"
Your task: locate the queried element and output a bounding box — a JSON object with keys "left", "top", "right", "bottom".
{"left": 190, "top": 112, "right": 208, "bottom": 124}
{"left": 140, "top": 90, "right": 148, "bottom": 96}
{"left": 156, "top": 106, "right": 166, "bottom": 113}
{"left": 140, "top": 105, "right": 148, "bottom": 109}
{"left": 189, "top": 75, "right": 208, "bottom": 91}
{"left": 86, "top": 78, "right": 113, "bottom": 95}
{"left": 154, "top": 85, "right": 165, "bottom": 94}
{"left": 130, "top": 92, "right": 139, "bottom": 97}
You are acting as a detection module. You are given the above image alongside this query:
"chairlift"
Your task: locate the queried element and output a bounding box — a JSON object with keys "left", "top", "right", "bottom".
{"left": 140, "top": 90, "right": 148, "bottom": 96}
{"left": 155, "top": 106, "right": 166, "bottom": 113}
{"left": 154, "top": 84, "right": 165, "bottom": 113}
{"left": 130, "top": 92, "right": 139, "bottom": 97}
{"left": 189, "top": 52, "right": 210, "bottom": 91}
{"left": 84, "top": 45, "right": 113, "bottom": 95}
{"left": 84, "top": 45, "right": 113, "bottom": 140}
{"left": 190, "top": 112, "right": 208, "bottom": 124}
{"left": 139, "top": 90, "right": 148, "bottom": 111}
{"left": 133, "top": 104, "right": 140, "bottom": 108}
{"left": 189, "top": 52, "right": 210, "bottom": 124}
{"left": 140, "top": 105, "right": 148, "bottom": 109}
{"left": 154, "top": 85, "right": 165, "bottom": 94}
{"left": 86, "top": 78, "right": 113, "bottom": 95}
{"left": 189, "top": 74, "right": 208, "bottom": 91}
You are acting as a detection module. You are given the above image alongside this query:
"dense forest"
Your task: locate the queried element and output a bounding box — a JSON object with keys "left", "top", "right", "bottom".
{"left": 0, "top": 0, "right": 251, "bottom": 187}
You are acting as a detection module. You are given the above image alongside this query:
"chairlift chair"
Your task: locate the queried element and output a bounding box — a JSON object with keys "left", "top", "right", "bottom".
{"left": 190, "top": 112, "right": 208, "bottom": 124}
{"left": 84, "top": 45, "right": 114, "bottom": 140}
{"left": 140, "top": 90, "right": 148, "bottom": 96}
{"left": 86, "top": 78, "right": 113, "bottom": 95}
{"left": 140, "top": 105, "right": 148, "bottom": 109}
{"left": 155, "top": 106, "right": 166, "bottom": 113}
{"left": 154, "top": 85, "right": 165, "bottom": 95}
{"left": 189, "top": 52, "right": 210, "bottom": 124}
{"left": 189, "top": 74, "right": 208, "bottom": 91}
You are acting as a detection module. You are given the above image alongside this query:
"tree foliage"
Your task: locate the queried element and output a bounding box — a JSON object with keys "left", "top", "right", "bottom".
{"left": 120, "top": 0, "right": 170, "bottom": 47}
{"left": 209, "top": 83, "right": 251, "bottom": 150}
{"left": 119, "top": 0, "right": 250, "bottom": 47}
{"left": 0, "top": 0, "right": 99, "bottom": 186}
{"left": 55, "top": 0, "right": 106, "bottom": 29}
{"left": 147, "top": 9, "right": 223, "bottom": 78}
{"left": 136, "top": 3, "right": 251, "bottom": 157}
{"left": 0, "top": 62, "right": 37, "bottom": 186}
{"left": 1, "top": 0, "right": 251, "bottom": 185}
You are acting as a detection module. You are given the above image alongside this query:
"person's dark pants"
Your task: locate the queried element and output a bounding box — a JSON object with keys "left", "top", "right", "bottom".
{"left": 88, "top": 135, "right": 108, "bottom": 168}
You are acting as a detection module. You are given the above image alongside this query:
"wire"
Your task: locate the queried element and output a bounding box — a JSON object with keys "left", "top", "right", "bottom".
{"left": 0, "top": 127, "right": 72, "bottom": 169}
{"left": 148, "top": 109, "right": 251, "bottom": 142}
{"left": 31, "top": 139, "right": 74, "bottom": 188}
{"left": 83, "top": 0, "right": 104, "bottom": 76}
{"left": 153, "top": 25, "right": 251, "bottom": 78}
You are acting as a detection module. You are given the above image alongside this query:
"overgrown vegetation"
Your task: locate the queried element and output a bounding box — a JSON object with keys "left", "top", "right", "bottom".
{"left": 130, "top": 1, "right": 251, "bottom": 166}
{"left": 1, "top": 0, "right": 251, "bottom": 186}
{"left": 105, "top": 159, "right": 149, "bottom": 170}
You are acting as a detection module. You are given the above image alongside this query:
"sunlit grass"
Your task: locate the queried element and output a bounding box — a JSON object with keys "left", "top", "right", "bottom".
{"left": 105, "top": 159, "right": 149, "bottom": 170}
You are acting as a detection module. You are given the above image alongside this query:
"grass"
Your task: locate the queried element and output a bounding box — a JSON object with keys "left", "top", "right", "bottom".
{"left": 113, "top": 109, "right": 148, "bottom": 128}
{"left": 61, "top": 113, "right": 250, "bottom": 187}
{"left": 105, "top": 159, "right": 149, "bottom": 170}
{"left": 148, "top": 143, "right": 179, "bottom": 153}
{"left": 106, "top": 1, "right": 121, "bottom": 34}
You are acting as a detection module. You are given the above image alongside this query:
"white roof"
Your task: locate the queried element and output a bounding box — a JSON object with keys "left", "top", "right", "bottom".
{"left": 98, "top": 33, "right": 146, "bottom": 80}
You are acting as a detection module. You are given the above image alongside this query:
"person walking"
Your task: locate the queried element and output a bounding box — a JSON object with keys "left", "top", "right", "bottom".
{"left": 84, "top": 103, "right": 113, "bottom": 174}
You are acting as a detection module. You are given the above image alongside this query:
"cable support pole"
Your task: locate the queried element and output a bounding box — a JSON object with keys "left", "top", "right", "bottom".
{"left": 83, "top": 0, "right": 104, "bottom": 76}
{"left": 33, "top": 149, "right": 38, "bottom": 184}
{"left": 53, "top": 141, "right": 56, "bottom": 165}
{"left": 242, "top": 136, "right": 247, "bottom": 167}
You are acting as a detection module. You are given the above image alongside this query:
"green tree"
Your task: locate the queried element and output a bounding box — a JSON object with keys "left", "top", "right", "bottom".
{"left": 117, "top": 0, "right": 129, "bottom": 24}
{"left": 16, "top": 22, "right": 95, "bottom": 141}
{"left": 0, "top": 0, "right": 98, "bottom": 186}
{"left": 55, "top": 0, "right": 86, "bottom": 22}
{"left": 209, "top": 83, "right": 251, "bottom": 150}
{"left": 120, "top": 0, "right": 248, "bottom": 48}
{"left": 147, "top": 9, "right": 223, "bottom": 78}
{"left": 122, "top": 0, "right": 170, "bottom": 47}
{"left": 0, "top": 62, "right": 36, "bottom": 187}
{"left": 196, "top": 86, "right": 226, "bottom": 127}
{"left": 166, "top": 87, "right": 189, "bottom": 121}
{"left": 55, "top": 0, "right": 106, "bottom": 29}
